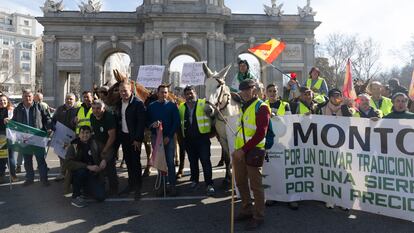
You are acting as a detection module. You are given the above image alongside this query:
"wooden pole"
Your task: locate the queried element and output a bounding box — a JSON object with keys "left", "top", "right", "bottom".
{"left": 230, "top": 160, "right": 235, "bottom": 233}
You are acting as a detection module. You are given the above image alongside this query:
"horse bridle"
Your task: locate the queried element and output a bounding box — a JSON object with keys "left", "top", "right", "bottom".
{"left": 205, "top": 78, "right": 230, "bottom": 113}
{"left": 205, "top": 78, "right": 239, "bottom": 135}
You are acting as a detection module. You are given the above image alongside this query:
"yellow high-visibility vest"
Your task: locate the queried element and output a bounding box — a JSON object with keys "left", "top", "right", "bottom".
{"left": 306, "top": 77, "right": 326, "bottom": 103}
{"left": 265, "top": 99, "right": 287, "bottom": 116}
{"left": 76, "top": 106, "right": 92, "bottom": 134}
{"left": 178, "top": 99, "right": 211, "bottom": 137}
{"left": 369, "top": 97, "right": 393, "bottom": 117}
{"left": 235, "top": 99, "right": 268, "bottom": 150}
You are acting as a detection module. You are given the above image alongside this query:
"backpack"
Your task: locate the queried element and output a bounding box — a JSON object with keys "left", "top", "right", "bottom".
{"left": 255, "top": 100, "right": 275, "bottom": 150}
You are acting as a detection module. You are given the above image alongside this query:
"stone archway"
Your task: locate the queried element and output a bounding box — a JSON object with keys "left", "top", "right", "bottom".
{"left": 167, "top": 44, "right": 203, "bottom": 96}
{"left": 95, "top": 42, "right": 133, "bottom": 86}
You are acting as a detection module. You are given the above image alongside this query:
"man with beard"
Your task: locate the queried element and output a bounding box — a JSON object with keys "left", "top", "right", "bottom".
{"left": 178, "top": 86, "right": 214, "bottom": 196}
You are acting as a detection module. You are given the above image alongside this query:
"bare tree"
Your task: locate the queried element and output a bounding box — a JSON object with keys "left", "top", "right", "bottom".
{"left": 324, "top": 33, "right": 358, "bottom": 87}
{"left": 353, "top": 38, "right": 381, "bottom": 80}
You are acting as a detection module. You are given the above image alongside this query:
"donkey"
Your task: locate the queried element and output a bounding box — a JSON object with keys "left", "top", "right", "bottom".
{"left": 203, "top": 63, "right": 241, "bottom": 186}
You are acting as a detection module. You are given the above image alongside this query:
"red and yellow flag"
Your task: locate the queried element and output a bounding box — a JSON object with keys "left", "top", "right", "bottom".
{"left": 342, "top": 58, "right": 357, "bottom": 99}
{"left": 248, "top": 39, "right": 286, "bottom": 64}
{"left": 408, "top": 69, "right": 414, "bottom": 100}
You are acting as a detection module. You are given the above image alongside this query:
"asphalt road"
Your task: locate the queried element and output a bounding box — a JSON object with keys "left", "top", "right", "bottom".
{"left": 0, "top": 139, "right": 413, "bottom": 233}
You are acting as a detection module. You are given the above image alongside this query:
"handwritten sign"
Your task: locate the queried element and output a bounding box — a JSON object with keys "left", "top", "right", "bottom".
{"left": 180, "top": 62, "right": 206, "bottom": 87}
{"left": 137, "top": 65, "right": 165, "bottom": 88}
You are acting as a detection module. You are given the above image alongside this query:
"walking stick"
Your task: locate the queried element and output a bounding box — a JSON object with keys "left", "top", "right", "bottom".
{"left": 230, "top": 158, "right": 235, "bottom": 233}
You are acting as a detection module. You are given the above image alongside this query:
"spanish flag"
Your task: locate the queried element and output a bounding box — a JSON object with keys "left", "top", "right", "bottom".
{"left": 342, "top": 58, "right": 357, "bottom": 100}
{"left": 408, "top": 69, "right": 414, "bottom": 100}
{"left": 248, "top": 39, "right": 286, "bottom": 64}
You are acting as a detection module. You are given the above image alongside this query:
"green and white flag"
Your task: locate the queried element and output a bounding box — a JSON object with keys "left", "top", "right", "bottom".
{"left": 6, "top": 120, "right": 48, "bottom": 155}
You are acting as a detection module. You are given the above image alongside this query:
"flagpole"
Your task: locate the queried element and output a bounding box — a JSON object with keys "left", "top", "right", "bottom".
{"left": 7, "top": 151, "right": 12, "bottom": 191}
{"left": 268, "top": 63, "right": 292, "bottom": 80}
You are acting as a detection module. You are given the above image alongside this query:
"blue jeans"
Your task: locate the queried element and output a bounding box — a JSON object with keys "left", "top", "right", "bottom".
{"left": 0, "top": 149, "right": 17, "bottom": 177}
{"left": 23, "top": 152, "right": 48, "bottom": 182}
{"left": 16, "top": 152, "right": 23, "bottom": 167}
{"left": 152, "top": 135, "right": 176, "bottom": 186}
{"left": 71, "top": 168, "right": 105, "bottom": 202}
{"left": 185, "top": 136, "right": 213, "bottom": 186}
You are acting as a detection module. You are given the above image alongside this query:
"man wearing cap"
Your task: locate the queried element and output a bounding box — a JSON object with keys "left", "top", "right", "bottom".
{"left": 368, "top": 81, "right": 393, "bottom": 117}
{"left": 304, "top": 67, "right": 329, "bottom": 103}
{"left": 233, "top": 79, "right": 270, "bottom": 230}
{"left": 291, "top": 87, "right": 326, "bottom": 115}
{"left": 230, "top": 60, "right": 257, "bottom": 92}
{"left": 51, "top": 93, "right": 79, "bottom": 181}
{"left": 178, "top": 86, "right": 215, "bottom": 196}
{"left": 388, "top": 78, "right": 408, "bottom": 97}
{"left": 320, "top": 89, "right": 353, "bottom": 117}
{"left": 384, "top": 93, "right": 414, "bottom": 119}
{"left": 285, "top": 73, "right": 300, "bottom": 101}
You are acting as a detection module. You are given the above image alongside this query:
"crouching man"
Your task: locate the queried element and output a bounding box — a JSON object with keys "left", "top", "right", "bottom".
{"left": 64, "top": 126, "right": 107, "bottom": 208}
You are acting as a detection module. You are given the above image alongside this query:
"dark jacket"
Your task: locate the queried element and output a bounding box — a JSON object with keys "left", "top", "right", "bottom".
{"left": 12, "top": 102, "right": 51, "bottom": 130}
{"left": 63, "top": 138, "right": 106, "bottom": 194}
{"left": 52, "top": 104, "right": 78, "bottom": 131}
{"left": 0, "top": 108, "right": 9, "bottom": 134}
{"left": 117, "top": 95, "right": 146, "bottom": 142}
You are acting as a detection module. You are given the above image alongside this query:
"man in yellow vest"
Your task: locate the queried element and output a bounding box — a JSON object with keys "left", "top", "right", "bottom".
{"left": 233, "top": 79, "right": 270, "bottom": 231}
{"left": 178, "top": 86, "right": 214, "bottom": 196}
{"left": 265, "top": 84, "right": 291, "bottom": 116}
{"left": 75, "top": 91, "right": 93, "bottom": 134}
{"left": 368, "top": 81, "right": 393, "bottom": 117}
{"left": 291, "top": 87, "right": 326, "bottom": 115}
{"left": 304, "top": 67, "right": 329, "bottom": 104}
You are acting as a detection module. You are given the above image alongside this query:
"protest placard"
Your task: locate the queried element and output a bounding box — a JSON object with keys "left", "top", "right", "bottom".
{"left": 50, "top": 122, "right": 76, "bottom": 159}
{"left": 180, "top": 62, "right": 206, "bottom": 87}
{"left": 137, "top": 65, "right": 165, "bottom": 88}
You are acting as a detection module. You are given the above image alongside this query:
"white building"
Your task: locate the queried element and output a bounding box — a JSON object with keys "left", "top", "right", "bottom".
{"left": 0, "top": 11, "right": 37, "bottom": 95}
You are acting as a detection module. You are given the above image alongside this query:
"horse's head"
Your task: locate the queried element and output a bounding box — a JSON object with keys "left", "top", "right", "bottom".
{"left": 103, "top": 70, "right": 124, "bottom": 106}
{"left": 203, "top": 63, "right": 232, "bottom": 117}
{"left": 104, "top": 69, "right": 152, "bottom": 107}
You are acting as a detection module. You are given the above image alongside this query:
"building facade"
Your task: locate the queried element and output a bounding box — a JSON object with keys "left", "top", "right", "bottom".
{"left": 37, "top": 0, "right": 320, "bottom": 106}
{"left": 0, "top": 11, "right": 37, "bottom": 95}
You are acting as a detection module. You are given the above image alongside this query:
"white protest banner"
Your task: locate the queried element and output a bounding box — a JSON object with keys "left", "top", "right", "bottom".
{"left": 180, "top": 62, "right": 206, "bottom": 87}
{"left": 50, "top": 122, "right": 76, "bottom": 159}
{"left": 137, "top": 65, "right": 165, "bottom": 88}
{"left": 259, "top": 115, "right": 414, "bottom": 221}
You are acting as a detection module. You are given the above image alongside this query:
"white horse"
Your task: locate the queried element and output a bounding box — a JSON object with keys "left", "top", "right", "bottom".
{"left": 203, "top": 64, "right": 240, "bottom": 185}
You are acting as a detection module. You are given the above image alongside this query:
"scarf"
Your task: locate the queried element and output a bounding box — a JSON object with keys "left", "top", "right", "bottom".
{"left": 325, "top": 102, "right": 343, "bottom": 116}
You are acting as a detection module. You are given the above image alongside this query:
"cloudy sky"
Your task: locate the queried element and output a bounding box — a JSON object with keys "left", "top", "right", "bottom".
{"left": 2, "top": 0, "right": 413, "bottom": 71}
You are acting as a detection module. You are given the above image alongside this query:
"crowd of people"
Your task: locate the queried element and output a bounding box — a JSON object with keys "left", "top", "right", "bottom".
{"left": 0, "top": 60, "right": 413, "bottom": 231}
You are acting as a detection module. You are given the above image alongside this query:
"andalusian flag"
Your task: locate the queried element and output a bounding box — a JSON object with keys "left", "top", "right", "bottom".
{"left": 6, "top": 120, "right": 48, "bottom": 155}
{"left": 342, "top": 58, "right": 357, "bottom": 99}
{"left": 248, "top": 39, "right": 286, "bottom": 64}
{"left": 408, "top": 69, "right": 414, "bottom": 100}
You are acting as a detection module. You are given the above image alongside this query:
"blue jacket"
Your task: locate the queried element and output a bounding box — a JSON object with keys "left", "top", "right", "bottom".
{"left": 147, "top": 100, "right": 180, "bottom": 139}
